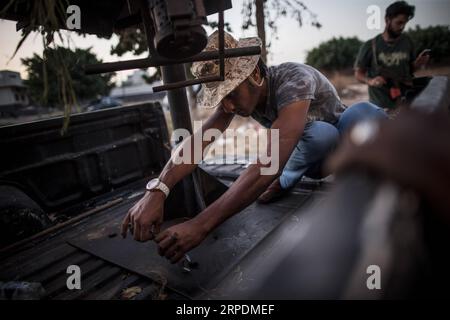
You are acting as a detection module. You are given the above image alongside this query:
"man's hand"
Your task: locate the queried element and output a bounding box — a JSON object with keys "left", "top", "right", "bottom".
{"left": 155, "top": 218, "right": 207, "bottom": 263}
{"left": 414, "top": 49, "right": 431, "bottom": 70}
{"left": 367, "top": 76, "right": 387, "bottom": 87}
{"left": 121, "top": 191, "right": 165, "bottom": 241}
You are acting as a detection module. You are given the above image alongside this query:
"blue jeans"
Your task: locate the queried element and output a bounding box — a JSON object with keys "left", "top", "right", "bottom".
{"left": 279, "top": 102, "right": 387, "bottom": 189}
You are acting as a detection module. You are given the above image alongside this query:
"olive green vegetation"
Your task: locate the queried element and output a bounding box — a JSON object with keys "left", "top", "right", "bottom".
{"left": 306, "top": 37, "right": 363, "bottom": 71}
{"left": 22, "top": 47, "right": 114, "bottom": 109}
{"left": 1, "top": 0, "right": 78, "bottom": 133}
{"left": 306, "top": 25, "right": 450, "bottom": 71}
{"left": 407, "top": 25, "right": 450, "bottom": 64}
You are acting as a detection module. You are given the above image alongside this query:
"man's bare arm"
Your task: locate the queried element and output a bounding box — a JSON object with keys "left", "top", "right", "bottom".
{"left": 159, "top": 106, "right": 234, "bottom": 189}
{"left": 196, "top": 100, "right": 310, "bottom": 231}
{"left": 355, "top": 67, "right": 386, "bottom": 87}
{"left": 155, "top": 100, "right": 311, "bottom": 262}
{"left": 121, "top": 106, "right": 234, "bottom": 241}
{"left": 412, "top": 49, "right": 430, "bottom": 72}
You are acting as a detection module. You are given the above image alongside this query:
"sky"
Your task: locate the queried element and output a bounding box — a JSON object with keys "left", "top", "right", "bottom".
{"left": 0, "top": 0, "right": 449, "bottom": 84}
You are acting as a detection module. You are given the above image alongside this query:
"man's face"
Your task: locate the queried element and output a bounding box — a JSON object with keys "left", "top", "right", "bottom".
{"left": 221, "top": 78, "right": 261, "bottom": 117}
{"left": 386, "top": 14, "right": 409, "bottom": 38}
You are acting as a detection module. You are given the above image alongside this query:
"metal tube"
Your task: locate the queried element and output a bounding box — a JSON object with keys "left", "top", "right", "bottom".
{"left": 152, "top": 0, "right": 227, "bottom": 92}
{"left": 218, "top": 0, "right": 225, "bottom": 81}
{"left": 153, "top": 0, "right": 227, "bottom": 93}
{"left": 153, "top": 75, "right": 221, "bottom": 92}
{"left": 160, "top": 64, "right": 197, "bottom": 216}
{"left": 84, "top": 47, "right": 261, "bottom": 75}
{"left": 161, "top": 65, "right": 193, "bottom": 132}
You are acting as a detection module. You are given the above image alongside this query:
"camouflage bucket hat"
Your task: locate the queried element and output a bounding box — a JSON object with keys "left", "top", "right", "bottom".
{"left": 191, "top": 30, "right": 261, "bottom": 109}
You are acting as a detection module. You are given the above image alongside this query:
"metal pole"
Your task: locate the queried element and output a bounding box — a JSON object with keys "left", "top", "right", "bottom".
{"left": 161, "top": 65, "right": 193, "bottom": 132}
{"left": 84, "top": 47, "right": 261, "bottom": 75}
{"left": 160, "top": 64, "right": 197, "bottom": 216}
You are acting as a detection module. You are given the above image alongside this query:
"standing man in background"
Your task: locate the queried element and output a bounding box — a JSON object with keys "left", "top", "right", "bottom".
{"left": 354, "top": 1, "right": 430, "bottom": 109}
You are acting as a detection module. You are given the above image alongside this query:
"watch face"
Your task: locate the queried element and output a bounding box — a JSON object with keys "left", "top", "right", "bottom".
{"left": 146, "top": 178, "right": 159, "bottom": 190}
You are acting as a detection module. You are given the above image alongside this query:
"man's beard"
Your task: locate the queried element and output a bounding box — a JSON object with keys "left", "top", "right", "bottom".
{"left": 387, "top": 26, "right": 402, "bottom": 39}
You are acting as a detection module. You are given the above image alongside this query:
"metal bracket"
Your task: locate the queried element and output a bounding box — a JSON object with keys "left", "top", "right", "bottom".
{"left": 84, "top": 0, "right": 261, "bottom": 92}
{"left": 152, "top": 0, "right": 225, "bottom": 92}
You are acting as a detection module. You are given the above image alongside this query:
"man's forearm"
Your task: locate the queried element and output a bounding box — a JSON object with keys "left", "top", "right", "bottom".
{"left": 158, "top": 160, "right": 197, "bottom": 190}
{"left": 158, "top": 135, "right": 201, "bottom": 189}
{"left": 193, "top": 164, "right": 277, "bottom": 234}
{"left": 157, "top": 107, "right": 234, "bottom": 190}
{"left": 355, "top": 69, "right": 369, "bottom": 84}
{"left": 412, "top": 61, "right": 420, "bottom": 74}
{"left": 191, "top": 101, "right": 310, "bottom": 235}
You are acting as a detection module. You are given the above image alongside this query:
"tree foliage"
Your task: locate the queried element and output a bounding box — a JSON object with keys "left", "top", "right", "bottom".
{"left": 405, "top": 25, "right": 450, "bottom": 64}
{"left": 241, "top": 0, "right": 321, "bottom": 61}
{"left": 241, "top": 0, "right": 321, "bottom": 31}
{"left": 1, "top": 0, "right": 82, "bottom": 132}
{"left": 306, "top": 25, "right": 450, "bottom": 71}
{"left": 305, "top": 37, "right": 363, "bottom": 71}
{"left": 110, "top": 28, "right": 148, "bottom": 57}
{"left": 22, "top": 47, "right": 114, "bottom": 108}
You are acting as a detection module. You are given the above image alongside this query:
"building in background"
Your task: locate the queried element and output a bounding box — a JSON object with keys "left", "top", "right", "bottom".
{"left": 109, "top": 70, "right": 166, "bottom": 107}
{"left": 0, "top": 70, "right": 29, "bottom": 117}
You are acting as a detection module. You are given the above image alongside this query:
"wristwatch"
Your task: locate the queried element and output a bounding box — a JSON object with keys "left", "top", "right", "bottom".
{"left": 146, "top": 178, "right": 170, "bottom": 198}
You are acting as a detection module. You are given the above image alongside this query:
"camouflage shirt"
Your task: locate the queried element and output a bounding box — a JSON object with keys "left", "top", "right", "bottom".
{"left": 251, "top": 62, "right": 345, "bottom": 128}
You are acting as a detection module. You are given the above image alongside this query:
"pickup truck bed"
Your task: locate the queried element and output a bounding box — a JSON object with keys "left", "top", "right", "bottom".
{"left": 0, "top": 163, "right": 327, "bottom": 300}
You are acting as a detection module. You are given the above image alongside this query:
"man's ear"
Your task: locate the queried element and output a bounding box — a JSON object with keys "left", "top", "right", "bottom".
{"left": 250, "top": 65, "right": 261, "bottom": 82}
{"left": 248, "top": 65, "right": 264, "bottom": 87}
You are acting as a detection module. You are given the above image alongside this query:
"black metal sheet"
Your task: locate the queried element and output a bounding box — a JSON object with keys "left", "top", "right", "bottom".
{"left": 67, "top": 194, "right": 310, "bottom": 299}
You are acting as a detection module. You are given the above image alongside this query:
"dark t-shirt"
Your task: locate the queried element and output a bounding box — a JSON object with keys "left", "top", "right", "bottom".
{"left": 251, "top": 62, "right": 345, "bottom": 128}
{"left": 354, "top": 34, "right": 416, "bottom": 109}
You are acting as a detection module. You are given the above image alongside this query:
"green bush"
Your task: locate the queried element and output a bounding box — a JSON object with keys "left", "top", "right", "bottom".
{"left": 22, "top": 47, "right": 114, "bottom": 108}
{"left": 305, "top": 37, "right": 363, "bottom": 71}
{"left": 405, "top": 25, "right": 450, "bottom": 63}
{"left": 306, "top": 25, "right": 450, "bottom": 71}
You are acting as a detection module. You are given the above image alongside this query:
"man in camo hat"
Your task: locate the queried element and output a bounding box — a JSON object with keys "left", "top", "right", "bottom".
{"left": 122, "top": 31, "right": 387, "bottom": 263}
{"left": 190, "top": 30, "right": 262, "bottom": 110}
